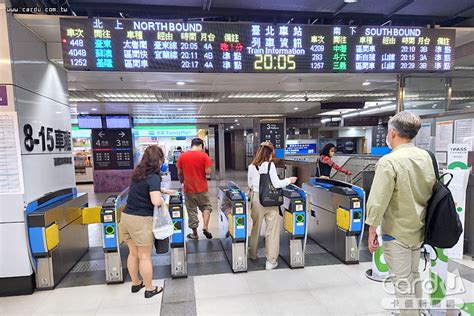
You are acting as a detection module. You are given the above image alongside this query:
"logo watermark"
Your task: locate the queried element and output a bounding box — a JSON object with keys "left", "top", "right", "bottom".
{"left": 380, "top": 269, "right": 466, "bottom": 311}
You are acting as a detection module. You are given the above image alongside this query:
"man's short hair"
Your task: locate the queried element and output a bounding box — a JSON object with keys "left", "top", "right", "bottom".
{"left": 388, "top": 111, "right": 421, "bottom": 140}
{"left": 191, "top": 138, "right": 204, "bottom": 147}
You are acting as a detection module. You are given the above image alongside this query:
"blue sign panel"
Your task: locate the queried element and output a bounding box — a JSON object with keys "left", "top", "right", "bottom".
{"left": 286, "top": 143, "right": 317, "bottom": 155}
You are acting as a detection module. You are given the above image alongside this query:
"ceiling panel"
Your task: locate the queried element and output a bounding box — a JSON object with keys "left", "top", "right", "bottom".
{"left": 397, "top": 0, "right": 474, "bottom": 17}
{"left": 212, "top": 0, "right": 340, "bottom": 13}
{"left": 340, "top": 0, "right": 404, "bottom": 15}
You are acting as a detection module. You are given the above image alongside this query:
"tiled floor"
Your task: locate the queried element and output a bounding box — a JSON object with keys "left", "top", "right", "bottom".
{"left": 3, "top": 260, "right": 473, "bottom": 315}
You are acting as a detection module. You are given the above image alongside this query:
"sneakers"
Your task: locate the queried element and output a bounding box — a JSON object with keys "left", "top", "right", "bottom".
{"left": 265, "top": 261, "right": 278, "bottom": 270}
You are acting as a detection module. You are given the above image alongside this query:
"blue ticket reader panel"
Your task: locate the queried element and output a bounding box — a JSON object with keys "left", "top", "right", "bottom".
{"left": 101, "top": 198, "right": 119, "bottom": 252}
{"left": 168, "top": 192, "right": 187, "bottom": 278}
{"left": 169, "top": 194, "right": 185, "bottom": 247}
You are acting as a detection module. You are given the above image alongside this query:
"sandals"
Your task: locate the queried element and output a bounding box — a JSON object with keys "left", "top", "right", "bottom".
{"left": 145, "top": 286, "right": 164, "bottom": 299}
{"left": 187, "top": 233, "right": 198, "bottom": 240}
{"left": 203, "top": 230, "right": 213, "bottom": 239}
{"left": 131, "top": 281, "right": 145, "bottom": 293}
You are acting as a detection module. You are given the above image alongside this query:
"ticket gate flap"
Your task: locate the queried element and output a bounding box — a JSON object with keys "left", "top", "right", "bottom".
{"left": 82, "top": 206, "right": 102, "bottom": 225}
{"left": 336, "top": 207, "right": 363, "bottom": 233}
{"left": 284, "top": 211, "right": 293, "bottom": 234}
{"left": 45, "top": 223, "right": 59, "bottom": 251}
{"left": 284, "top": 210, "right": 306, "bottom": 236}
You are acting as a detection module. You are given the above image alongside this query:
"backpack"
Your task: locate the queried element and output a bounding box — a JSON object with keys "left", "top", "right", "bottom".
{"left": 258, "top": 162, "right": 283, "bottom": 207}
{"left": 424, "top": 151, "right": 463, "bottom": 249}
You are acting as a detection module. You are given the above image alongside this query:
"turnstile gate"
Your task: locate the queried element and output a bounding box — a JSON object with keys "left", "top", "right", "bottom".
{"left": 168, "top": 192, "right": 188, "bottom": 278}
{"left": 303, "top": 178, "right": 365, "bottom": 264}
{"left": 279, "top": 185, "right": 308, "bottom": 268}
{"left": 27, "top": 189, "right": 89, "bottom": 289}
{"left": 218, "top": 182, "right": 248, "bottom": 273}
{"left": 101, "top": 195, "right": 124, "bottom": 284}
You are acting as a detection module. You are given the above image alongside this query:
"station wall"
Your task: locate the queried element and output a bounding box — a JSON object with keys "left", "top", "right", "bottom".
{"left": 9, "top": 15, "right": 74, "bottom": 203}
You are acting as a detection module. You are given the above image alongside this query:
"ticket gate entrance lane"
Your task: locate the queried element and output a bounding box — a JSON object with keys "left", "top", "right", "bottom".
{"left": 168, "top": 192, "right": 188, "bottom": 278}
{"left": 303, "top": 178, "right": 365, "bottom": 264}
{"left": 279, "top": 185, "right": 308, "bottom": 268}
{"left": 82, "top": 187, "right": 129, "bottom": 285}
{"left": 218, "top": 182, "right": 248, "bottom": 273}
{"left": 100, "top": 195, "right": 124, "bottom": 284}
{"left": 26, "top": 189, "right": 89, "bottom": 290}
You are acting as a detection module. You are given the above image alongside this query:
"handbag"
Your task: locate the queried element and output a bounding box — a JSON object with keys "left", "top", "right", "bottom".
{"left": 154, "top": 237, "right": 169, "bottom": 254}
{"left": 258, "top": 162, "right": 283, "bottom": 207}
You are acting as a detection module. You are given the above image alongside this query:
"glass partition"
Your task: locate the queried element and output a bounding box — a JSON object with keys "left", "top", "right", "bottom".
{"left": 403, "top": 76, "right": 447, "bottom": 115}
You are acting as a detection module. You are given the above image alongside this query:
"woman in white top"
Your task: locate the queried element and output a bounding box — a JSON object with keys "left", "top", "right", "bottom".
{"left": 247, "top": 142, "right": 297, "bottom": 270}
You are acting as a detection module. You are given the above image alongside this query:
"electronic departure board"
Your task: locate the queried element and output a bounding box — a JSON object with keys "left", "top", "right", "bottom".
{"left": 60, "top": 18, "right": 455, "bottom": 73}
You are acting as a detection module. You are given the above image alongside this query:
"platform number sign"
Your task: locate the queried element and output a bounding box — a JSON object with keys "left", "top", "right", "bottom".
{"left": 22, "top": 123, "right": 71, "bottom": 153}
{"left": 91, "top": 129, "right": 133, "bottom": 170}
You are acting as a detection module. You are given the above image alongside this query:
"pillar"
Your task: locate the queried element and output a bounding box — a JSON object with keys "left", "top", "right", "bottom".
{"left": 0, "top": 3, "right": 74, "bottom": 296}
{"left": 218, "top": 123, "right": 225, "bottom": 179}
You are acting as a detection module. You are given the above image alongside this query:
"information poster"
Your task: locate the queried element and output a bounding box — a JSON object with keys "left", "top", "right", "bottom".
{"left": 260, "top": 122, "right": 284, "bottom": 158}
{"left": 454, "top": 118, "right": 474, "bottom": 149}
{"left": 0, "top": 112, "right": 24, "bottom": 194}
{"left": 445, "top": 144, "right": 471, "bottom": 259}
{"left": 60, "top": 18, "right": 455, "bottom": 73}
{"left": 415, "top": 122, "right": 431, "bottom": 150}
{"left": 91, "top": 129, "right": 133, "bottom": 170}
{"left": 435, "top": 120, "right": 453, "bottom": 152}
{"left": 371, "top": 124, "right": 390, "bottom": 156}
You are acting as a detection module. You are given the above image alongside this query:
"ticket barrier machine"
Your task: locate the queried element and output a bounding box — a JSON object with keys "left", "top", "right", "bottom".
{"left": 100, "top": 195, "right": 123, "bottom": 283}
{"left": 279, "top": 185, "right": 308, "bottom": 268}
{"left": 82, "top": 188, "right": 129, "bottom": 284}
{"left": 27, "top": 189, "right": 89, "bottom": 289}
{"left": 302, "top": 178, "right": 365, "bottom": 264}
{"left": 168, "top": 192, "right": 188, "bottom": 278}
{"left": 218, "top": 182, "right": 248, "bottom": 273}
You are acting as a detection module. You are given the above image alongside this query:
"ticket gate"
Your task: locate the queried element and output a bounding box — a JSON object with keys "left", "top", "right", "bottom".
{"left": 26, "top": 188, "right": 89, "bottom": 289}
{"left": 82, "top": 188, "right": 128, "bottom": 284}
{"left": 100, "top": 195, "right": 124, "bottom": 284}
{"left": 218, "top": 182, "right": 248, "bottom": 273}
{"left": 168, "top": 192, "right": 188, "bottom": 278}
{"left": 303, "top": 178, "right": 365, "bottom": 264}
{"left": 279, "top": 185, "right": 308, "bottom": 268}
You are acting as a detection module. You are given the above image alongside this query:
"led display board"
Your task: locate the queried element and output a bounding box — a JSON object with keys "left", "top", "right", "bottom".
{"left": 61, "top": 18, "right": 455, "bottom": 73}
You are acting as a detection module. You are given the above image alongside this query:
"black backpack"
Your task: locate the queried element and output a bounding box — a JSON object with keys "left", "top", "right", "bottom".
{"left": 258, "top": 162, "right": 283, "bottom": 207}
{"left": 424, "top": 151, "right": 463, "bottom": 249}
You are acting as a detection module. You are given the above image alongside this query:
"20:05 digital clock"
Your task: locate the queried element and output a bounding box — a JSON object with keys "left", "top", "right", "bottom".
{"left": 254, "top": 54, "right": 296, "bottom": 70}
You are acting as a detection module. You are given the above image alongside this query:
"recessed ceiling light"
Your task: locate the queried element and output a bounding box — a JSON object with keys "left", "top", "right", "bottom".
{"left": 344, "top": 0, "right": 358, "bottom": 3}
{"left": 176, "top": 81, "right": 186, "bottom": 86}
{"left": 234, "top": 119, "right": 238, "bottom": 122}
{"left": 225, "top": 128, "right": 229, "bottom": 131}
{"left": 91, "top": 108, "right": 98, "bottom": 111}
{"left": 294, "top": 107, "right": 299, "bottom": 110}
{"left": 362, "top": 82, "right": 371, "bottom": 86}
{"left": 467, "top": 105, "right": 471, "bottom": 108}
{"left": 55, "top": 111, "right": 62, "bottom": 114}
{"left": 230, "top": 126, "right": 234, "bottom": 129}
{"left": 237, "top": 123, "right": 240, "bottom": 126}
{"left": 177, "top": 108, "right": 183, "bottom": 111}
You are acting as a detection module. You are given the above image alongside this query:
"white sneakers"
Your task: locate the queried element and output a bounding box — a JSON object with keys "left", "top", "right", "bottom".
{"left": 265, "top": 261, "right": 278, "bottom": 270}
